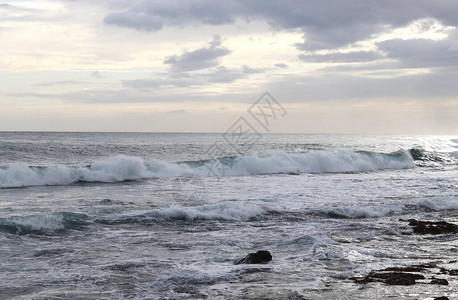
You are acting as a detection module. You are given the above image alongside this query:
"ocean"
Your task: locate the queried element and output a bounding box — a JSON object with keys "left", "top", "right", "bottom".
{"left": 0, "top": 132, "right": 457, "bottom": 299}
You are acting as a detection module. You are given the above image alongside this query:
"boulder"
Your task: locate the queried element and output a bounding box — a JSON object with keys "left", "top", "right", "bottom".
{"left": 406, "top": 219, "right": 458, "bottom": 235}
{"left": 440, "top": 268, "right": 458, "bottom": 275}
{"left": 430, "top": 278, "right": 449, "bottom": 285}
{"left": 353, "top": 271, "right": 425, "bottom": 286}
{"left": 235, "top": 250, "right": 272, "bottom": 265}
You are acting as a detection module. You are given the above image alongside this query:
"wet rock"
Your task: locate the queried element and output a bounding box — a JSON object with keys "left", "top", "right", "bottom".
{"left": 235, "top": 250, "right": 272, "bottom": 265}
{"left": 406, "top": 219, "right": 458, "bottom": 235}
{"left": 382, "top": 262, "right": 438, "bottom": 274}
{"left": 440, "top": 268, "right": 458, "bottom": 275}
{"left": 238, "top": 267, "right": 272, "bottom": 275}
{"left": 383, "top": 266, "right": 427, "bottom": 273}
{"left": 385, "top": 275, "right": 418, "bottom": 286}
{"left": 430, "top": 278, "right": 449, "bottom": 285}
{"left": 173, "top": 286, "right": 208, "bottom": 299}
{"left": 353, "top": 271, "right": 425, "bottom": 286}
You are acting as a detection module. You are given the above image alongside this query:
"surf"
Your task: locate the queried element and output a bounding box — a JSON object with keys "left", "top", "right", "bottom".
{"left": 0, "top": 149, "right": 418, "bottom": 188}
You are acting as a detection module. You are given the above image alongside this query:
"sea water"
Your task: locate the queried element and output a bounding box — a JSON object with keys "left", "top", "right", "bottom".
{"left": 0, "top": 132, "right": 457, "bottom": 299}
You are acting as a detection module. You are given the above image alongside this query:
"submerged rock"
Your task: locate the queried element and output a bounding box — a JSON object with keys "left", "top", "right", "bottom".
{"left": 235, "top": 250, "right": 272, "bottom": 265}
{"left": 352, "top": 261, "right": 456, "bottom": 289}
{"left": 406, "top": 219, "right": 458, "bottom": 234}
{"left": 353, "top": 271, "right": 425, "bottom": 286}
{"left": 382, "top": 263, "right": 436, "bottom": 273}
{"left": 430, "top": 278, "right": 449, "bottom": 285}
{"left": 440, "top": 268, "right": 458, "bottom": 275}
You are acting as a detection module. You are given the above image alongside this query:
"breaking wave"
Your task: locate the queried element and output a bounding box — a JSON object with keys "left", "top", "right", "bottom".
{"left": 0, "top": 212, "right": 89, "bottom": 235}
{"left": 319, "top": 198, "right": 458, "bottom": 219}
{"left": 96, "top": 202, "right": 267, "bottom": 225}
{"left": 408, "top": 147, "right": 457, "bottom": 166}
{"left": 0, "top": 149, "right": 417, "bottom": 188}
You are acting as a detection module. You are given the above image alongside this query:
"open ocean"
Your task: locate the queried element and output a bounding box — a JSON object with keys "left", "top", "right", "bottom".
{"left": 0, "top": 132, "right": 457, "bottom": 299}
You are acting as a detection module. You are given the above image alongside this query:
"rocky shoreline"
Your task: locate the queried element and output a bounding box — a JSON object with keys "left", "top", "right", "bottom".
{"left": 348, "top": 219, "right": 458, "bottom": 299}
{"left": 233, "top": 219, "right": 458, "bottom": 299}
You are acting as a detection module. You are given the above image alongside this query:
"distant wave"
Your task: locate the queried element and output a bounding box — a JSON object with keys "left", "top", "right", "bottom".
{"left": 0, "top": 150, "right": 417, "bottom": 188}
{"left": 0, "top": 212, "right": 89, "bottom": 235}
{"left": 3, "top": 197, "right": 457, "bottom": 235}
{"left": 319, "top": 197, "right": 458, "bottom": 219}
{"left": 96, "top": 202, "right": 267, "bottom": 225}
{"left": 408, "top": 147, "right": 457, "bottom": 166}
{"left": 0, "top": 203, "right": 267, "bottom": 235}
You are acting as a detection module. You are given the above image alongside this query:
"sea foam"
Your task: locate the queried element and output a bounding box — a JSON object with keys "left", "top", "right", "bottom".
{"left": 96, "top": 202, "right": 268, "bottom": 225}
{"left": 0, "top": 150, "right": 416, "bottom": 188}
{"left": 0, "top": 212, "right": 89, "bottom": 235}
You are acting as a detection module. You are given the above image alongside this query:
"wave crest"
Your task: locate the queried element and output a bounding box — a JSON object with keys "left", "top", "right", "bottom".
{"left": 96, "top": 202, "right": 267, "bottom": 225}
{"left": 0, "top": 212, "right": 89, "bottom": 235}
{"left": 1, "top": 150, "right": 416, "bottom": 188}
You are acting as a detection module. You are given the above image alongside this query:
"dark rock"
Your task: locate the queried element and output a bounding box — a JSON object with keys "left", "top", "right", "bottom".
{"left": 353, "top": 271, "right": 424, "bottom": 286}
{"left": 434, "top": 297, "right": 449, "bottom": 300}
{"left": 406, "top": 219, "right": 458, "bottom": 234}
{"left": 440, "top": 268, "right": 458, "bottom": 275}
{"left": 235, "top": 250, "right": 272, "bottom": 265}
{"left": 383, "top": 266, "right": 426, "bottom": 273}
{"left": 383, "top": 262, "right": 437, "bottom": 273}
{"left": 430, "top": 278, "right": 449, "bottom": 285}
{"left": 385, "top": 275, "right": 416, "bottom": 286}
{"left": 238, "top": 267, "right": 272, "bottom": 275}
{"left": 448, "top": 269, "right": 458, "bottom": 275}
{"left": 173, "top": 286, "right": 208, "bottom": 299}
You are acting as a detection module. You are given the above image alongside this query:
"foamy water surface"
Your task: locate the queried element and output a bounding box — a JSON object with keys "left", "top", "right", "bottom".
{"left": 0, "top": 133, "right": 457, "bottom": 299}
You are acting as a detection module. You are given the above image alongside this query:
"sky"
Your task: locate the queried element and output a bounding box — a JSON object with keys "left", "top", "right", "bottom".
{"left": 1, "top": 0, "right": 458, "bottom": 133}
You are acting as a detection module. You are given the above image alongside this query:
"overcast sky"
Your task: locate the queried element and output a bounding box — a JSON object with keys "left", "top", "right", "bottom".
{"left": 1, "top": 0, "right": 457, "bottom": 133}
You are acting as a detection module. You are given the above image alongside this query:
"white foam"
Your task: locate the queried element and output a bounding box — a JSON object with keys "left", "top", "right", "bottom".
{"left": 219, "top": 150, "right": 415, "bottom": 176}
{"left": 159, "top": 202, "right": 267, "bottom": 221}
{"left": 418, "top": 198, "right": 458, "bottom": 211}
{"left": 323, "top": 197, "right": 458, "bottom": 219}
{"left": 104, "top": 202, "right": 268, "bottom": 223}
{"left": 325, "top": 205, "right": 404, "bottom": 218}
{"left": 0, "top": 150, "right": 416, "bottom": 188}
{"left": 2, "top": 213, "right": 65, "bottom": 234}
{"left": 0, "top": 156, "right": 151, "bottom": 188}
{"left": 0, "top": 164, "right": 75, "bottom": 188}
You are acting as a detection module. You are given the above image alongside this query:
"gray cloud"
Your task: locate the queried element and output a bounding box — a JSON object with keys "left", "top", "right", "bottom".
{"left": 104, "top": 0, "right": 238, "bottom": 31}
{"left": 0, "top": 3, "right": 13, "bottom": 9}
{"left": 299, "top": 51, "right": 383, "bottom": 63}
{"left": 274, "top": 63, "right": 288, "bottom": 69}
{"left": 296, "top": 24, "right": 385, "bottom": 52}
{"left": 377, "top": 37, "right": 458, "bottom": 68}
{"left": 0, "top": 2, "right": 52, "bottom": 22}
{"left": 5, "top": 88, "right": 253, "bottom": 104}
{"left": 263, "top": 68, "right": 458, "bottom": 103}
{"left": 8, "top": 66, "right": 458, "bottom": 104}
{"left": 167, "top": 109, "right": 186, "bottom": 114}
{"left": 122, "top": 65, "right": 250, "bottom": 89}
{"left": 164, "top": 36, "right": 231, "bottom": 72}
{"left": 34, "top": 81, "right": 87, "bottom": 87}
{"left": 6, "top": 90, "right": 157, "bottom": 103}
{"left": 122, "top": 78, "right": 196, "bottom": 89}
{"left": 91, "top": 71, "right": 103, "bottom": 78}
{"left": 204, "top": 66, "right": 244, "bottom": 83}
{"left": 242, "top": 65, "right": 265, "bottom": 74}
{"left": 103, "top": 0, "right": 458, "bottom": 51}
